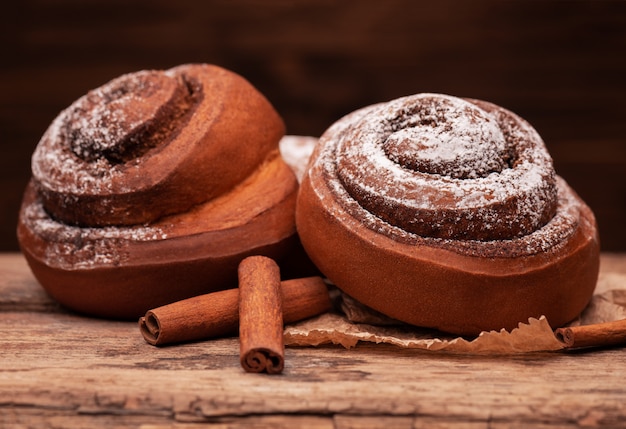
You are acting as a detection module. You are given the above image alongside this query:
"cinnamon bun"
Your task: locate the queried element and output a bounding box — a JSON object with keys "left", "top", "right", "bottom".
{"left": 296, "top": 93, "right": 600, "bottom": 335}
{"left": 18, "top": 64, "right": 300, "bottom": 319}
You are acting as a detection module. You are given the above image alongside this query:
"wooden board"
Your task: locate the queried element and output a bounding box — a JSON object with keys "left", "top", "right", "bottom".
{"left": 1, "top": 252, "right": 626, "bottom": 428}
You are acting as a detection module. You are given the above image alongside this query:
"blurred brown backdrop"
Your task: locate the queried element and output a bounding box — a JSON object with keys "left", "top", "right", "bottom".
{"left": 1, "top": 0, "right": 625, "bottom": 251}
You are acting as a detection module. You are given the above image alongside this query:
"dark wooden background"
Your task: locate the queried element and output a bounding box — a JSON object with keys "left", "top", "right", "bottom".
{"left": 2, "top": 0, "right": 625, "bottom": 251}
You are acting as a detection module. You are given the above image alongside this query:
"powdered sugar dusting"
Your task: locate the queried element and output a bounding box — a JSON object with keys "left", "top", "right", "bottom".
{"left": 31, "top": 69, "right": 191, "bottom": 197}
{"left": 32, "top": 112, "right": 124, "bottom": 194}
{"left": 309, "top": 93, "right": 578, "bottom": 257}
{"left": 22, "top": 195, "right": 168, "bottom": 269}
{"left": 324, "top": 94, "right": 556, "bottom": 241}
{"left": 381, "top": 96, "right": 509, "bottom": 179}
{"left": 68, "top": 94, "right": 144, "bottom": 160}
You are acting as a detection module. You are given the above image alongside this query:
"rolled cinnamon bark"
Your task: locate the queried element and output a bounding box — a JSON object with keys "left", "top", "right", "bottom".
{"left": 238, "top": 256, "right": 285, "bottom": 374}
{"left": 555, "top": 319, "right": 626, "bottom": 349}
{"left": 139, "top": 276, "right": 330, "bottom": 346}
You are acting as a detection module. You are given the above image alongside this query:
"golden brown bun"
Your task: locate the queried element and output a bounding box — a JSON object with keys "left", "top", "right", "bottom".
{"left": 296, "top": 93, "right": 600, "bottom": 336}
{"left": 17, "top": 64, "right": 303, "bottom": 319}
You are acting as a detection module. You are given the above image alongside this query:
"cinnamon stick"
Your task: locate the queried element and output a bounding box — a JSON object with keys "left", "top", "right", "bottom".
{"left": 238, "top": 256, "right": 284, "bottom": 374}
{"left": 139, "top": 276, "right": 330, "bottom": 346}
{"left": 555, "top": 318, "right": 626, "bottom": 349}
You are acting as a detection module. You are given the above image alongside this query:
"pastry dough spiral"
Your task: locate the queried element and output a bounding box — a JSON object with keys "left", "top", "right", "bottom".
{"left": 297, "top": 93, "right": 600, "bottom": 334}
{"left": 18, "top": 64, "right": 303, "bottom": 319}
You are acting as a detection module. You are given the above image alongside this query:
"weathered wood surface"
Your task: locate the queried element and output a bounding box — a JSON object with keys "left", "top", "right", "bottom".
{"left": 1, "top": 252, "right": 626, "bottom": 428}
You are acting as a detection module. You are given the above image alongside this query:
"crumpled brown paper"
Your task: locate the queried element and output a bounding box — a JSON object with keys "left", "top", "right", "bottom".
{"left": 284, "top": 269, "right": 626, "bottom": 354}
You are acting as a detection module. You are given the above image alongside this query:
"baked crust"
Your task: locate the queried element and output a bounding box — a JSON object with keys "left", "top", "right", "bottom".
{"left": 296, "top": 93, "right": 600, "bottom": 335}
{"left": 30, "top": 64, "right": 285, "bottom": 227}
{"left": 17, "top": 64, "right": 302, "bottom": 319}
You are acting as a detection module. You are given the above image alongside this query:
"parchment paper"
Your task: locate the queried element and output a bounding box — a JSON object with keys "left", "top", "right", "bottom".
{"left": 284, "top": 270, "right": 626, "bottom": 354}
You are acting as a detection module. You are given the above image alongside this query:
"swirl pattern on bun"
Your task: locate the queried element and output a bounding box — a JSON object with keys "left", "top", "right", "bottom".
{"left": 18, "top": 64, "right": 301, "bottom": 319}
{"left": 297, "top": 93, "right": 600, "bottom": 335}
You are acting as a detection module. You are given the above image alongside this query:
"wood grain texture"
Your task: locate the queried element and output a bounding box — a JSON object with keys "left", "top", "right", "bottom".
{"left": 1, "top": 252, "right": 626, "bottom": 427}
